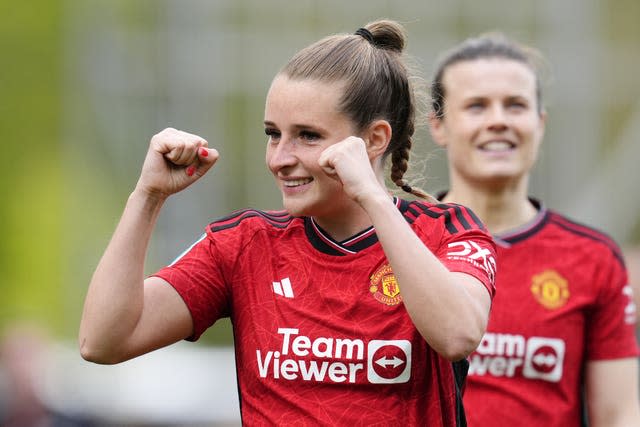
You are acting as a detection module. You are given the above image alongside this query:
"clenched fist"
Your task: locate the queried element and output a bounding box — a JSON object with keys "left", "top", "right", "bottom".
{"left": 134, "top": 127, "right": 219, "bottom": 199}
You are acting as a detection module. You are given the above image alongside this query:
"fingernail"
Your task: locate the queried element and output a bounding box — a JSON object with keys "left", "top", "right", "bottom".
{"left": 186, "top": 166, "right": 195, "bottom": 176}
{"left": 199, "top": 147, "right": 208, "bottom": 157}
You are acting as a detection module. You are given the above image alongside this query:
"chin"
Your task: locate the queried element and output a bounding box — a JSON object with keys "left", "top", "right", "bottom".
{"left": 281, "top": 199, "right": 310, "bottom": 217}
{"left": 476, "top": 171, "right": 523, "bottom": 187}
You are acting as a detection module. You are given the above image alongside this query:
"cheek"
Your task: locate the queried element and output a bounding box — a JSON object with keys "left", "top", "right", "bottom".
{"left": 446, "top": 116, "right": 480, "bottom": 140}
{"left": 265, "top": 153, "right": 271, "bottom": 170}
{"left": 525, "top": 137, "right": 543, "bottom": 163}
{"left": 443, "top": 142, "right": 470, "bottom": 172}
{"left": 445, "top": 126, "right": 476, "bottom": 152}
{"left": 515, "top": 115, "right": 542, "bottom": 136}
{"left": 264, "top": 146, "right": 277, "bottom": 172}
{"left": 312, "top": 171, "right": 342, "bottom": 196}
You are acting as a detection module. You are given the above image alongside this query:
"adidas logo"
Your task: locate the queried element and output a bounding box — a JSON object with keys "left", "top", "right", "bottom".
{"left": 272, "top": 277, "right": 294, "bottom": 298}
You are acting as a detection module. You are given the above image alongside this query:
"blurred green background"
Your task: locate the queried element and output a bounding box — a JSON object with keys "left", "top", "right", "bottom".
{"left": 2, "top": 0, "right": 639, "bottom": 346}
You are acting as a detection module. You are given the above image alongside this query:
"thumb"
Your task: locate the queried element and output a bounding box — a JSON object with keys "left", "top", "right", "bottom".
{"left": 195, "top": 147, "right": 220, "bottom": 174}
{"left": 318, "top": 149, "right": 338, "bottom": 178}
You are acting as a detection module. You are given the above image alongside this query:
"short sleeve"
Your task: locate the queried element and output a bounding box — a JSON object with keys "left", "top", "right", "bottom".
{"left": 436, "top": 228, "right": 497, "bottom": 299}
{"left": 586, "top": 253, "right": 639, "bottom": 360}
{"left": 409, "top": 201, "right": 497, "bottom": 299}
{"left": 151, "top": 232, "right": 230, "bottom": 341}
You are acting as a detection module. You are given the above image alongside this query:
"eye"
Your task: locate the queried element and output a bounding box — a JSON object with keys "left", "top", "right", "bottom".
{"left": 265, "top": 128, "right": 281, "bottom": 142}
{"left": 506, "top": 98, "right": 529, "bottom": 111}
{"left": 508, "top": 102, "right": 527, "bottom": 110}
{"left": 466, "top": 101, "right": 485, "bottom": 111}
{"left": 299, "top": 130, "right": 321, "bottom": 142}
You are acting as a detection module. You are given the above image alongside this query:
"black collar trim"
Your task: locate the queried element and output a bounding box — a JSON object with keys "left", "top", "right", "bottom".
{"left": 304, "top": 197, "right": 403, "bottom": 255}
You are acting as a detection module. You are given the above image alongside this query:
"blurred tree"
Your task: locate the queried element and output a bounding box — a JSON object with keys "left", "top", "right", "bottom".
{"left": 0, "top": 2, "right": 65, "bottom": 334}
{"left": 2, "top": 0, "right": 638, "bottom": 344}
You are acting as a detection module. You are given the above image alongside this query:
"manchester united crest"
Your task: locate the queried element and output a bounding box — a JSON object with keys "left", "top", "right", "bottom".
{"left": 530, "top": 269, "right": 570, "bottom": 309}
{"left": 370, "top": 263, "right": 403, "bottom": 306}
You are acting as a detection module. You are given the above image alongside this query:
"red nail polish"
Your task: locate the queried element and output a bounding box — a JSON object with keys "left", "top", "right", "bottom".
{"left": 199, "top": 147, "right": 208, "bottom": 157}
{"left": 186, "top": 166, "right": 195, "bottom": 176}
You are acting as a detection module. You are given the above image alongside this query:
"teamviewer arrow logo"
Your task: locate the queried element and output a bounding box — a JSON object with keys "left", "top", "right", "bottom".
{"left": 367, "top": 340, "right": 411, "bottom": 384}
{"left": 375, "top": 355, "right": 404, "bottom": 369}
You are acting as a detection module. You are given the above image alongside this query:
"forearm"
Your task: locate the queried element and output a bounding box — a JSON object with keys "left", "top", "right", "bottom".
{"left": 79, "top": 189, "right": 166, "bottom": 362}
{"left": 362, "top": 194, "right": 489, "bottom": 360}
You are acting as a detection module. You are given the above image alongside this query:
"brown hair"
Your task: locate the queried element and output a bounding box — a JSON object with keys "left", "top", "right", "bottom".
{"left": 431, "top": 32, "right": 547, "bottom": 118}
{"left": 280, "top": 19, "right": 432, "bottom": 201}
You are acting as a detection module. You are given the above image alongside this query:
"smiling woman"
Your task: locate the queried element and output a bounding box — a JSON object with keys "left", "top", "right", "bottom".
{"left": 429, "top": 33, "right": 640, "bottom": 427}
{"left": 431, "top": 57, "right": 545, "bottom": 210}
{"left": 264, "top": 76, "right": 361, "bottom": 228}
{"left": 79, "top": 19, "right": 496, "bottom": 426}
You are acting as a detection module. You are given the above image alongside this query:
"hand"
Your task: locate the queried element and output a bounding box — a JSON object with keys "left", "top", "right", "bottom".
{"left": 318, "top": 136, "right": 387, "bottom": 204}
{"left": 134, "top": 128, "right": 219, "bottom": 199}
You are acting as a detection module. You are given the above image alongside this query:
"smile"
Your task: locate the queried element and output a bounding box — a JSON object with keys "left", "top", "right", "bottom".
{"left": 283, "top": 178, "right": 313, "bottom": 188}
{"left": 479, "top": 140, "right": 515, "bottom": 151}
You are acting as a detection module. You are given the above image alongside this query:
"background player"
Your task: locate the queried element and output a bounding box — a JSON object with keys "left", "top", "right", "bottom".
{"left": 428, "top": 33, "right": 640, "bottom": 426}
{"left": 79, "top": 20, "right": 496, "bottom": 425}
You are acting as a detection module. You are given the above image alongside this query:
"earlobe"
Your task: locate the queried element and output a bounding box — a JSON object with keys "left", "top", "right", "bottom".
{"left": 428, "top": 112, "right": 447, "bottom": 148}
{"left": 539, "top": 110, "right": 548, "bottom": 136}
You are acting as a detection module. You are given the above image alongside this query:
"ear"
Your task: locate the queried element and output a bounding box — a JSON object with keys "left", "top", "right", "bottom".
{"left": 428, "top": 111, "right": 447, "bottom": 148}
{"left": 363, "top": 119, "right": 392, "bottom": 159}
{"left": 538, "top": 109, "right": 547, "bottom": 140}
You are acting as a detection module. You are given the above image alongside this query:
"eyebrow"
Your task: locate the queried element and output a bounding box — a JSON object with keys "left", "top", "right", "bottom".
{"left": 463, "top": 94, "right": 529, "bottom": 102}
{"left": 263, "top": 121, "right": 325, "bottom": 132}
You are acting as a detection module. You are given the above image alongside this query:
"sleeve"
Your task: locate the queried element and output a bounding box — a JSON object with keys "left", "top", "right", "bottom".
{"left": 411, "top": 202, "right": 497, "bottom": 299}
{"left": 586, "top": 250, "right": 640, "bottom": 360}
{"left": 435, "top": 227, "right": 497, "bottom": 299}
{"left": 150, "top": 231, "right": 231, "bottom": 341}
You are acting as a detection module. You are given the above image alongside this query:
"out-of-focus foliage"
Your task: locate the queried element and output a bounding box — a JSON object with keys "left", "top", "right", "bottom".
{"left": 0, "top": 2, "right": 66, "bottom": 334}
{"left": 1, "top": 0, "right": 639, "bottom": 343}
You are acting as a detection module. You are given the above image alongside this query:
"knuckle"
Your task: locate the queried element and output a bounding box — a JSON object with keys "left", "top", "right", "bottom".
{"left": 152, "top": 127, "right": 175, "bottom": 142}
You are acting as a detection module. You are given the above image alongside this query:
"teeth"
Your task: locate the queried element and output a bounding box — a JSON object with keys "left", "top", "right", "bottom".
{"left": 284, "top": 178, "right": 312, "bottom": 187}
{"left": 481, "top": 141, "right": 513, "bottom": 151}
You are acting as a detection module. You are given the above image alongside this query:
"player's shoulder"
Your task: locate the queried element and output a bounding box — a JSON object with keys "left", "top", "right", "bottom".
{"left": 207, "top": 208, "right": 296, "bottom": 235}
{"left": 547, "top": 210, "right": 624, "bottom": 264}
{"left": 400, "top": 198, "right": 487, "bottom": 234}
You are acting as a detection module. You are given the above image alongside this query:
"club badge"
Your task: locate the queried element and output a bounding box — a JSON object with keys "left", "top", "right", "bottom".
{"left": 530, "top": 269, "right": 570, "bottom": 309}
{"left": 370, "top": 263, "right": 402, "bottom": 306}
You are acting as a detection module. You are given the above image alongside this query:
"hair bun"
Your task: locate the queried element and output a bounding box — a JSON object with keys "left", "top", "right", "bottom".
{"left": 365, "top": 19, "right": 406, "bottom": 53}
{"left": 354, "top": 28, "right": 375, "bottom": 44}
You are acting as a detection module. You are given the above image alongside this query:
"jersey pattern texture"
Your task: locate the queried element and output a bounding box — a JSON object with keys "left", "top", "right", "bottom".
{"left": 153, "top": 198, "right": 496, "bottom": 426}
{"left": 464, "top": 200, "right": 639, "bottom": 427}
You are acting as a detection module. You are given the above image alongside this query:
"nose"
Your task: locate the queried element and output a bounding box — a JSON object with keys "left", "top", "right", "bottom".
{"left": 485, "top": 105, "right": 508, "bottom": 131}
{"left": 266, "top": 137, "right": 297, "bottom": 172}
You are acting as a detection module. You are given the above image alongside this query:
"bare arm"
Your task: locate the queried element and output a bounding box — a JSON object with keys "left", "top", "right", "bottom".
{"left": 319, "top": 135, "right": 492, "bottom": 360}
{"left": 586, "top": 358, "right": 640, "bottom": 427}
{"left": 79, "top": 128, "right": 219, "bottom": 364}
{"left": 361, "top": 193, "right": 491, "bottom": 360}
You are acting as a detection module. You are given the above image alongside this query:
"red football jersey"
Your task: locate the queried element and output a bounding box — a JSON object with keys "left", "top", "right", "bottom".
{"left": 153, "top": 198, "right": 496, "bottom": 426}
{"left": 463, "top": 201, "right": 639, "bottom": 427}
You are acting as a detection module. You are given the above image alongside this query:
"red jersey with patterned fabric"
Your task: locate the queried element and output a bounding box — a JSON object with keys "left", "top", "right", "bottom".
{"left": 153, "top": 198, "right": 496, "bottom": 426}
{"left": 463, "top": 201, "right": 639, "bottom": 427}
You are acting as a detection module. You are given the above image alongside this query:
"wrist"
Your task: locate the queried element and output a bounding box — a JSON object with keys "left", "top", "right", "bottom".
{"left": 358, "top": 189, "right": 395, "bottom": 212}
{"left": 129, "top": 187, "right": 168, "bottom": 212}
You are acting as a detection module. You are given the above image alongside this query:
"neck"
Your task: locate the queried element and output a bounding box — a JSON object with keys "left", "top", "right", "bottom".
{"left": 443, "top": 178, "right": 537, "bottom": 235}
{"left": 313, "top": 205, "right": 374, "bottom": 242}
{"left": 313, "top": 171, "right": 391, "bottom": 241}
